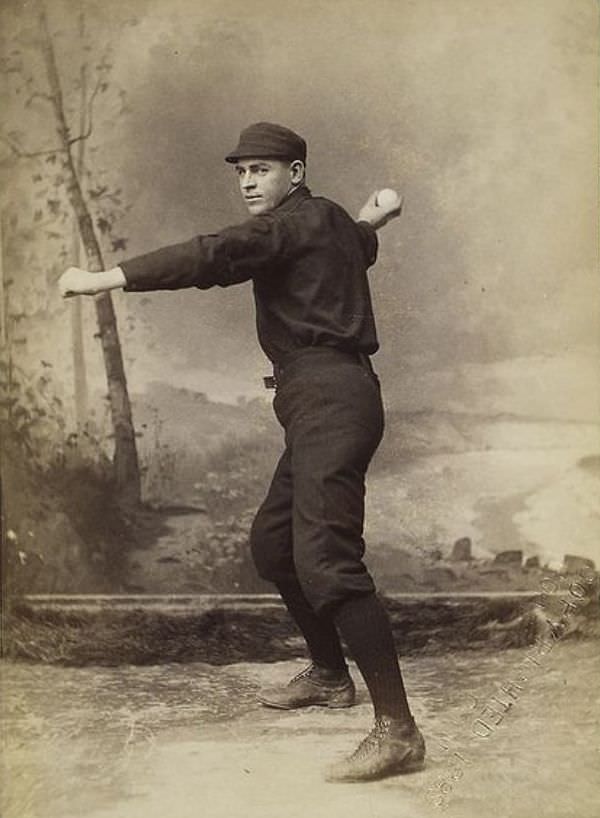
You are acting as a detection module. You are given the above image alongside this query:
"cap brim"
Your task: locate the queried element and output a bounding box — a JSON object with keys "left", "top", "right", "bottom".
{"left": 225, "top": 148, "right": 296, "bottom": 164}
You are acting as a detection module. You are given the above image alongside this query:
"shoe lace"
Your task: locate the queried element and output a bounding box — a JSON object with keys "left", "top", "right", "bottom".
{"left": 349, "top": 719, "right": 389, "bottom": 761}
{"left": 290, "top": 664, "right": 316, "bottom": 684}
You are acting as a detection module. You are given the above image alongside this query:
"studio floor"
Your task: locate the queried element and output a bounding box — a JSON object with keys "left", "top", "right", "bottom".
{"left": 1, "top": 639, "right": 598, "bottom": 818}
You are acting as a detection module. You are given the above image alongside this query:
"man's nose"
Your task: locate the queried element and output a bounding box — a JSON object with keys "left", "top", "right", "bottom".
{"left": 241, "top": 171, "right": 256, "bottom": 189}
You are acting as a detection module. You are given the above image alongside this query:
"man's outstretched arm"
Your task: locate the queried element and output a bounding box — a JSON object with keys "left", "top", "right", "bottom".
{"left": 57, "top": 213, "right": 291, "bottom": 299}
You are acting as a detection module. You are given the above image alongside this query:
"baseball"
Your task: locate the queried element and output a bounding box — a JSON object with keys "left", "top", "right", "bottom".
{"left": 375, "top": 188, "right": 400, "bottom": 208}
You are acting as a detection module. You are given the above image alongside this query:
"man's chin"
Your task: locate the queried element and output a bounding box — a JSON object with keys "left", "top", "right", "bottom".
{"left": 245, "top": 199, "right": 270, "bottom": 215}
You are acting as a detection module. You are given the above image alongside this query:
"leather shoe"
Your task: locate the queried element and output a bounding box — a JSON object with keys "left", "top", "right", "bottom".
{"left": 257, "top": 663, "right": 356, "bottom": 710}
{"left": 326, "top": 716, "right": 425, "bottom": 782}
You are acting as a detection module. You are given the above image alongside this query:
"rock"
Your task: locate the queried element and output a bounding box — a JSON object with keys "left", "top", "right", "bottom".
{"left": 525, "top": 556, "right": 540, "bottom": 570}
{"left": 494, "top": 550, "right": 523, "bottom": 566}
{"left": 450, "top": 537, "right": 472, "bottom": 561}
{"left": 562, "top": 554, "right": 596, "bottom": 574}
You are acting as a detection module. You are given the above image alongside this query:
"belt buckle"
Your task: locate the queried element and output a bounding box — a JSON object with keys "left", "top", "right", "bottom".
{"left": 263, "top": 375, "right": 277, "bottom": 390}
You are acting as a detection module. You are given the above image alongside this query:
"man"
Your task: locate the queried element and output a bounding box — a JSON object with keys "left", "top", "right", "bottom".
{"left": 59, "top": 122, "right": 425, "bottom": 782}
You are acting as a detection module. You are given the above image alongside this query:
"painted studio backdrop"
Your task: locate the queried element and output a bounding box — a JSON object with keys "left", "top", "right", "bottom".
{"left": 1, "top": 0, "right": 598, "bottom": 597}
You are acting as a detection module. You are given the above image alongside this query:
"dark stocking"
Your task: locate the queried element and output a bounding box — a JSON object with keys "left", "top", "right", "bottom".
{"left": 334, "top": 593, "right": 414, "bottom": 723}
{"left": 276, "top": 579, "right": 347, "bottom": 673}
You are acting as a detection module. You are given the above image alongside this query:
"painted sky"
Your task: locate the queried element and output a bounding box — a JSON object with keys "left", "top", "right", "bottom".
{"left": 5, "top": 0, "right": 599, "bottom": 412}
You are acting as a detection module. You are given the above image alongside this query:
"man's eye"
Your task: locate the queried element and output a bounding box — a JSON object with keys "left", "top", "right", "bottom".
{"left": 258, "top": 167, "right": 269, "bottom": 175}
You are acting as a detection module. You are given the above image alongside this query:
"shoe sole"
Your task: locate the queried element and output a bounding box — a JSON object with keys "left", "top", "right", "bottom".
{"left": 256, "top": 695, "right": 356, "bottom": 710}
{"left": 325, "top": 751, "right": 426, "bottom": 783}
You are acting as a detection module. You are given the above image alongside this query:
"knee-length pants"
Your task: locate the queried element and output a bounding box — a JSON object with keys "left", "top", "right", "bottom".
{"left": 250, "top": 348, "right": 384, "bottom": 615}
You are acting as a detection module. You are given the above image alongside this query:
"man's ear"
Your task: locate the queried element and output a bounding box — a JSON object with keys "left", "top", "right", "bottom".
{"left": 290, "top": 160, "right": 305, "bottom": 185}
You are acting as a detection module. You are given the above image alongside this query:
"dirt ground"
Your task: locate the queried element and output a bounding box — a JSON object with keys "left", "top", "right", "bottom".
{"left": 1, "top": 638, "right": 598, "bottom": 818}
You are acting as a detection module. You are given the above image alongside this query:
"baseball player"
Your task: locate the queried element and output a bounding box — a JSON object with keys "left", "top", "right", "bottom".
{"left": 59, "top": 122, "right": 425, "bottom": 782}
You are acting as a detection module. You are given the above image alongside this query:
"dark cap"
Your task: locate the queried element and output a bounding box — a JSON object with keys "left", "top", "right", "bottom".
{"left": 225, "top": 122, "right": 307, "bottom": 164}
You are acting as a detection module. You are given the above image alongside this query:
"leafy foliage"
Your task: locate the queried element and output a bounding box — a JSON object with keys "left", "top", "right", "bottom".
{"left": 1, "top": 0, "right": 142, "bottom": 503}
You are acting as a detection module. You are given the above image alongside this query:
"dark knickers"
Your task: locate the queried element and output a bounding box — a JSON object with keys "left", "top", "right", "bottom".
{"left": 250, "top": 348, "right": 384, "bottom": 614}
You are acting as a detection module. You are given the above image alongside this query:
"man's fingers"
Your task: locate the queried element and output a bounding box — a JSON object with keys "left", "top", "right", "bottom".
{"left": 358, "top": 191, "right": 404, "bottom": 228}
{"left": 58, "top": 271, "right": 72, "bottom": 298}
{"left": 59, "top": 267, "right": 89, "bottom": 297}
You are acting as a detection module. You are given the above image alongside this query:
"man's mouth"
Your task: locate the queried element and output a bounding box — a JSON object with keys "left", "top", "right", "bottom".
{"left": 245, "top": 196, "right": 262, "bottom": 202}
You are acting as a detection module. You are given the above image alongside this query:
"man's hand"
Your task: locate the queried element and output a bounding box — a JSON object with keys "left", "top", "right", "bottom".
{"left": 59, "top": 267, "right": 99, "bottom": 297}
{"left": 358, "top": 190, "right": 403, "bottom": 230}
{"left": 59, "top": 266, "right": 126, "bottom": 297}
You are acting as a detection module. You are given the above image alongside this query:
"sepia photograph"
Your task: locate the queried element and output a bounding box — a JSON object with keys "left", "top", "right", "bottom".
{"left": 1, "top": 1, "right": 598, "bottom": 816}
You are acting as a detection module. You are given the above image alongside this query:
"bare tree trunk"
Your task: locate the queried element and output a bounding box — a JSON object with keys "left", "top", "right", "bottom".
{"left": 0, "top": 211, "right": 7, "bottom": 348}
{"left": 38, "top": 3, "right": 140, "bottom": 505}
{"left": 70, "top": 274, "right": 89, "bottom": 428}
{"left": 70, "top": 5, "right": 89, "bottom": 431}
{"left": 0, "top": 211, "right": 13, "bottom": 425}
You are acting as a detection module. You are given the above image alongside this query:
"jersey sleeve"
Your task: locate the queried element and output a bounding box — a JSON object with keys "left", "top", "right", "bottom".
{"left": 355, "top": 221, "right": 379, "bottom": 267}
{"left": 121, "top": 214, "right": 292, "bottom": 292}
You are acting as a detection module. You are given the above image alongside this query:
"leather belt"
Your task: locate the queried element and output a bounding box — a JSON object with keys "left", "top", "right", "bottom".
{"left": 263, "top": 348, "right": 373, "bottom": 390}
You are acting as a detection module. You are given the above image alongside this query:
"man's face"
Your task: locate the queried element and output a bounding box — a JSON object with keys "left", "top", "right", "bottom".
{"left": 235, "top": 158, "right": 300, "bottom": 215}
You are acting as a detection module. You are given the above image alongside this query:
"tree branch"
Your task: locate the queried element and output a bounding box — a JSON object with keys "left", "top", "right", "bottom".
{"left": 84, "top": 68, "right": 103, "bottom": 136}
{"left": 66, "top": 67, "right": 103, "bottom": 145}
{"left": 66, "top": 131, "right": 91, "bottom": 147}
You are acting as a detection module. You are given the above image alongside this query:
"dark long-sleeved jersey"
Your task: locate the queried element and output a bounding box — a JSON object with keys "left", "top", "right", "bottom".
{"left": 120, "top": 186, "right": 380, "bottom": 363}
